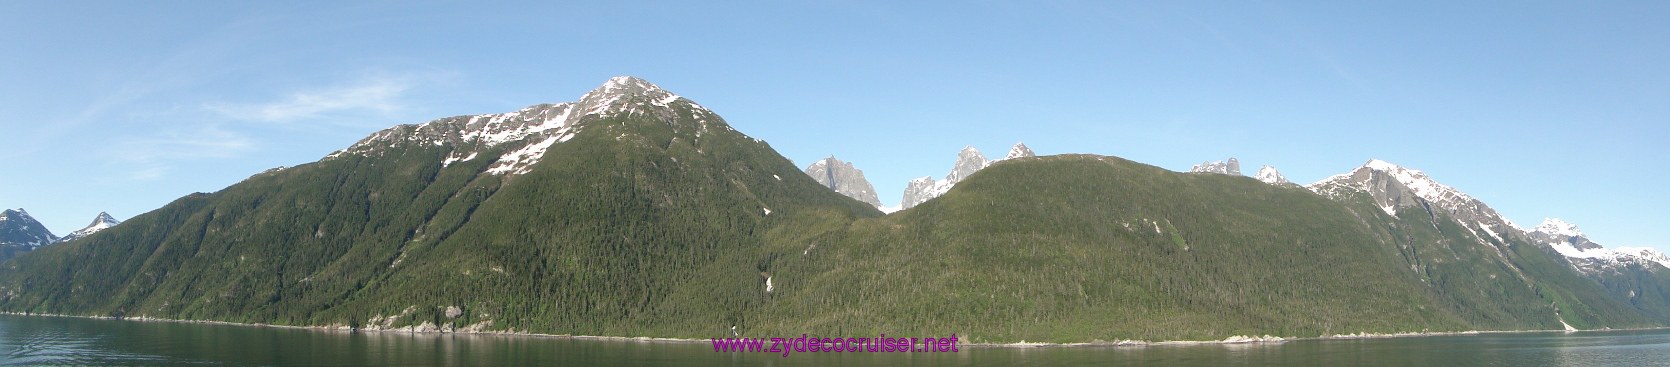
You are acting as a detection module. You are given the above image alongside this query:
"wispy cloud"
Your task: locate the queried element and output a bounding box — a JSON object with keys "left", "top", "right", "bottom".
{"left": 110, "top": 71, "right": 438, "bottom": 181}
{"left": 205, "top": 74, "right": 415, "bottom": 123}
{"left": 112, "top": 123, "right": 255, "bottom": 181}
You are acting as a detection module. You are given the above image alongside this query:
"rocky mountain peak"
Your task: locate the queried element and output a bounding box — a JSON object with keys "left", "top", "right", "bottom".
{"left": 592, "top": 76, "right": 662, "bottom": 97}
{"left": 576, "top": 76, "right": 686, "bottom": 115}
{"left": 58, "top": 211, "right": 123, "bottom": 243}
{"left": 1362, "top": 158, "right": 1401, "bottom": 171}
{"left": 1255, "top": 165, "right": 1289, "bottom": 185}
{"left": 0, "top": 207, "right": 58, "bottom": 252}
{"left": 1349, "top": 159, "right": 1481, "bottom": 216}
{"left": 945, "top": 146, "right": 990, "bottom": 183}
{"left": 1189, "top": 157, "right": 1241, "bottom": 175}
{"left": 1003, "top": 142, "right": 1035, "bottom": 160}
{"left": 1534, "top": 218, "right": 1584, "bottom": 238}
{"left": 1307, "top": 158, "right": 1523, "bottom": 243}
{"left": 901, "top": 143, "right": 1028, "bottom": 210}
{"left": 804, "top": 156, "right": 883, "bottom": 208}
{"left": 93, "top": 211, "right": 118, "bottom": 225}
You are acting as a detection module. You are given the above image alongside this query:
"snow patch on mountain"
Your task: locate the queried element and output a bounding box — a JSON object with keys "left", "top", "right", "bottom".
{"left": 441, "top": 151, "right": 479, "bottom": 168}
{"left": 1477, "top": 221, "right": 1504, "bottom": 243}
{"left": 486, "top": 134, "right": 566, "bottom": 175}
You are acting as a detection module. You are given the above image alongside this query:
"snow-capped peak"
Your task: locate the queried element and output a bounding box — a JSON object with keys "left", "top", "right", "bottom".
{"left": 1307, "top": 158, "right": 1522, "bottom": 234}
{"left": 0, "top": 208, "right": 58, "bottom": 248}
{"left": 599, "top": 76, "right": 659, "bottom": 94}
{"left": 58, "top": 212, "right": 123, "bottom": 243}
{"left": 1534, "top": 218, "right": 1584, "bottom": 238}
{"left": 576, "top": 75, "right": 693, "bottom": 115}
{"left": 1363, "top": 158, "right": 1401, "bottom": 171}
{"left": 1254, "top": 165, "right": 1289, "bottom": 185}
{"left": 90, "top": 212, "right": 119, "bottom": 227}
{"left": 584, "top": 76, "right": 668, "bottom": 102}
{"left": 1352, "top": 159, "right": 1478, "bottom": 211}
{"left": 1001, "top": 142, "right": 1036, "bottom": 160}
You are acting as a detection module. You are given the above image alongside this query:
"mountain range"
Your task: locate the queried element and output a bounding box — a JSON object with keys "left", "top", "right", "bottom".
{"left": 0, "top": 209, "right": 122, "bottom": 261}
{"left": 1, "top": 77, "right": 1665, "bottom": 343}
{"left": 898, "top": 143, "right": 1034, "bottom": 210}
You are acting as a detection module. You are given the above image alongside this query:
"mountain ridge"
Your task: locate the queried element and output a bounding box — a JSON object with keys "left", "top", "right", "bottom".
{"left": 1, "top": 77, "right": 1665, "bottom": 343}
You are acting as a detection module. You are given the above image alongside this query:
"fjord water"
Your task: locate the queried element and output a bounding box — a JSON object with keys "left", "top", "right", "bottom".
{"left": 4, "top": 314, "right": 1669, "bottom": 366}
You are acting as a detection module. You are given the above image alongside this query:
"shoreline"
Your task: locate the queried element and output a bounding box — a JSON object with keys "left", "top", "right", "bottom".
{"left": 3, "top": 311, "right": 1663, "bottom": 348}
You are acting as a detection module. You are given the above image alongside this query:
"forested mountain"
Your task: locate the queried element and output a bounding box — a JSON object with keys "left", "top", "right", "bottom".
{"left": 0, "top": 77, "right": 880, "bottom": 336}
{"left": 1, "top": 77, "right": 1666, "bottom": 343}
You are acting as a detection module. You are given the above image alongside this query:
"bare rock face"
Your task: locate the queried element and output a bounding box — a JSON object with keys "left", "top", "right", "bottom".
{"left": 944, "top": 146, "right": 990, "bottom": 184}
{"left": 804, "top": 156, "right": 883, "bottom": 207}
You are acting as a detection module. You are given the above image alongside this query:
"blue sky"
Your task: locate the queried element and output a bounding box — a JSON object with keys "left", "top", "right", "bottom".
{"left": 1, "top": 1, "right": 1665, "bottom": 251}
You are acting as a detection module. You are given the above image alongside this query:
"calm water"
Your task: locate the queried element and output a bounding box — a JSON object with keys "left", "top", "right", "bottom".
{"left": 3, "top": 314, "right": 1670, "bottom": 366}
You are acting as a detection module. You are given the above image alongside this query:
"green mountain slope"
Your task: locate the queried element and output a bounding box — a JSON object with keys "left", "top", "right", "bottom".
{"left": 746, "top": 155, "right": 1658, "bottom": 341}
{"left": 0, "top": 77, "right": 879, "bottom": 336}
{"left": 1, "top": 77, "right": 1664, "bottom": 342}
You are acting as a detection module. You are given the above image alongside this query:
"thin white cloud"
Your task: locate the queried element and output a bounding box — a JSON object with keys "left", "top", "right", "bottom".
{"left": 112, "top": 123, "right": 255, "bottom": 181}
{"left": 206, "top": 75, "right": 414, "bottom": 123}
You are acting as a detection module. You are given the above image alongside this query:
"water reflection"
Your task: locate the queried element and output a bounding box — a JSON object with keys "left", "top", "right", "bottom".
{"left": 3, "top": 314, "right": 1670, "bottom": 366}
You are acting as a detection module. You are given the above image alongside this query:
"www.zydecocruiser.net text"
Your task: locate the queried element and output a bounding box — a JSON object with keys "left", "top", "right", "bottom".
{"left": 711, "top": 333, "right": 961, "bottom": 357}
